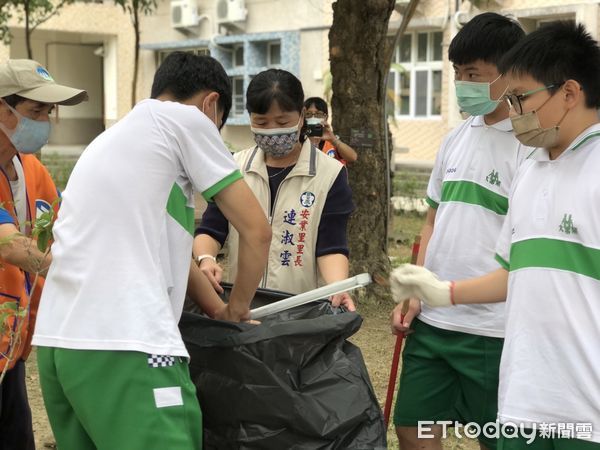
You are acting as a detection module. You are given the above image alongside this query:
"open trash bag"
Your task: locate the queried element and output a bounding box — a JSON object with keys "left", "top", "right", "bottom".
{"left": 179, "top": 284, "right": 386, "bottom": 449}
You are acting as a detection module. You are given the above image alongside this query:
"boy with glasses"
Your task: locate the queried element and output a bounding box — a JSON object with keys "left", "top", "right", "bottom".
{"left": 390, "top": 13, "right": 529, "bottom": 450}
{"left": 391, "top": 21, "right": 600, "bottom": 450}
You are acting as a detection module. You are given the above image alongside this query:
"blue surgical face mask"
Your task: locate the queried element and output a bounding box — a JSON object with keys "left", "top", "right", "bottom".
{"left": 0, "top": 102, "right": 51, "bottom": 153}
{"left": 455, "top": 75, "right": 507, "bottom": 116}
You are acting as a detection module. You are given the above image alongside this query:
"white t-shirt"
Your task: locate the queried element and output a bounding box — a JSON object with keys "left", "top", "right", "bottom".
{"left": 33, "top": 99, "right": 242, "bottom": 357}
{"left": 495, "top": 125, "right": 600, "bottom": 443}
{"left": 420, "top": 115, "right": 531, "bottom": 337}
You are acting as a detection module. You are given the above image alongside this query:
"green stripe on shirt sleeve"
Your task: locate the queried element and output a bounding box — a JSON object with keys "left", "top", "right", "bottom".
{"left": 441, "top": 180, "right": 508, "bottom": 215}
{"left": 495, "top": 253, "right": 509, "bottom": 270}
{"left": 426, "top": 196, "right": 439, "bottom": 209}
{"left": 202, "top": 169, "right": 243, "bottom": 202}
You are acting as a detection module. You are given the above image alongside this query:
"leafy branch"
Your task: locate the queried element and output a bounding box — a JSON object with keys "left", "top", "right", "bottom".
{"left": 0, "top": 201, "right": 55, "bottom": 383}
{"left": 0, "top": 0, "right": 74, "bottom": 58}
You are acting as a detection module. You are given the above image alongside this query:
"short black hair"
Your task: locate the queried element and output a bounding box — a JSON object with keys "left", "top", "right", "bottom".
{"left": 246, "top": 69, "right": 304, "bottom": 115}
{"left": 2, "top": 94, "right": 28, "bottom": 108}
{"left": 499, "top": 21, "right": 600, "bottom": 108}
{"left": 151, "top": 52, "right": 232, "bottom": 125}
{"left": 449, "top": 12, "right": 525, "bottom": 66}
{"left": 304, "top": 97, "right": 328, "bottom": 115}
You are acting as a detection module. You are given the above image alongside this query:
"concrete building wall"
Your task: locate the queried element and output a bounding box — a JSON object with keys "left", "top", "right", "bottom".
{"left": 1, "top": 1, "right": 135, "bottom": 141}
{"left": 1, "top": 0, "right": 597, "bottom": 157}
{"left": 137, "top": 0, "right": 335, "bottom": 151}
{"left": 391, "top": 0, "right": 600, "bottom": 165}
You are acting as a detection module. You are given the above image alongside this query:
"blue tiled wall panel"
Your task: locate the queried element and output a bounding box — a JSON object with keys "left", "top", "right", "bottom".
{"left": 143, "top": 31, "right": 301, "bottom": 125}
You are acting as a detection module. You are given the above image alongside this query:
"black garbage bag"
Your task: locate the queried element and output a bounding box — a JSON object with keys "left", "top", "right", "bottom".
{"left": 179, "top": 286, "right": 386, "bottom": 450}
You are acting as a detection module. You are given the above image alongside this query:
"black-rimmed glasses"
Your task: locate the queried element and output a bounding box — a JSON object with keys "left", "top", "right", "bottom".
{"left": 504, "top": 82, "right": 565, "bottom": 114}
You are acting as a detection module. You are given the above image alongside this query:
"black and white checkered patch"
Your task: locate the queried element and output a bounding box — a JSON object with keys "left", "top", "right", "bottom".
{"left": 147, "top": 354, "right": 175, "bottom": 368}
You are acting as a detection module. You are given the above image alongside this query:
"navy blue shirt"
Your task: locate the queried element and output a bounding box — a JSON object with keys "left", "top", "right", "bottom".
{"left": 196, "top": 165, "right": 354, "bottom": 257}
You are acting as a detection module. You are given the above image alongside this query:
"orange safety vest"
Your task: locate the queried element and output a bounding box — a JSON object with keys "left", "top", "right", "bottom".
{"left": 0, "top": 154, "right": 59, "bottom": 371}
{"left": 321, "top": 140, "right": 346, "bottom": 165}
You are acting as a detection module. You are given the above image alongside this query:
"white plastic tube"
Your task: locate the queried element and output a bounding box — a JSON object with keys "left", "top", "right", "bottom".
{"left": 250, "top": 273, "right": 372, "bottom": 319}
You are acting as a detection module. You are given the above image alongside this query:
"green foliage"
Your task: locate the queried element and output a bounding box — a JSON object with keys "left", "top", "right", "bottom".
{"left": 0, "top": 0, "right": 73, "bottom": 45}
{"left": 113, "top": 0, "right": 157, "bottom": 19}
{"left": 32, "top": 204, "right": 55, "bottom": 252}
{"left": 393, "top": 174, "right": 418, "bottom": 198}
{"left": 41, "top": 152, "right": 77, "bottom": 191}
{"left": 0, "top": 300, "right": 27, "bottom": 326}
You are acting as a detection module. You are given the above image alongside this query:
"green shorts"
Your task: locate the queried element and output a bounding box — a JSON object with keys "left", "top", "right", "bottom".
{"left": 37, "top": 347, "right": 202, "bottom": 450}
{"left": 499, "top": 428, "right": 600, "bottom": 450}
{"left": 394, "top": 318, "right": 503, "bottom": 449}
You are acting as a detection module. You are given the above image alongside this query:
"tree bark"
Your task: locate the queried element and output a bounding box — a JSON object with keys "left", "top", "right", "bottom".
{"left": 329, "top": 0, "right": 396, "bottom": 303}
{"left": 25, "top": 0, "right": 32, "bottom": 59}
{"left": 131, "top": 2, "right": 140, "bottom": 108}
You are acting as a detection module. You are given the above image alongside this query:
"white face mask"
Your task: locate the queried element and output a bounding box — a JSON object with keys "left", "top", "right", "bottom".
{"left": 305, "top": 117, "right": 323, "bottom": 126}
{"left": 250, "top": 119, "right": 302, "bottom": 158}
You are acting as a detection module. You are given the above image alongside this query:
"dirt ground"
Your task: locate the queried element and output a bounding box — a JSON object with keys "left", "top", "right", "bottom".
{"left": 25, "top": 212, "right": 478, "bottom": 449}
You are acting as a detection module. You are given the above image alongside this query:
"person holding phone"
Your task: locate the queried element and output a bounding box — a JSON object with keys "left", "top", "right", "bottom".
{"left": 304, "top": 97, "right": 357, "bottom": 164}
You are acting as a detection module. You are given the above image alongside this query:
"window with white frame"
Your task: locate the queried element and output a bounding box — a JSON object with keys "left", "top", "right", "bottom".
{"left": 158, "top": 47, "right": 210, "bottom": 65}
{"left": 231, "top": 77, "right": 245, "bottom": 117}
{"left": 267, "top": 41, "right": 281, "bottom": 67}
{"left": 390, "top": 31, "right": 443, "bottom": 118}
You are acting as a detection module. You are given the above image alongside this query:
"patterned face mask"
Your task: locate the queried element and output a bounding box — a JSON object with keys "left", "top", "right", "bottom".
{"left": 251, "top": 120, "right": 301, "bottom": 158}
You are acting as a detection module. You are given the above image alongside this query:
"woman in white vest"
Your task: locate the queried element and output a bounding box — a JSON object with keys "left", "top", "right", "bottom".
{"left": 194, "top": 69, "right": 355, "bottom": 310}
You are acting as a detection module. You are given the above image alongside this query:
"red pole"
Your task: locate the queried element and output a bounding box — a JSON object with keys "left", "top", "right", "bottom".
{"left": 383, "top": 236, "right": 421, "bottom": 427}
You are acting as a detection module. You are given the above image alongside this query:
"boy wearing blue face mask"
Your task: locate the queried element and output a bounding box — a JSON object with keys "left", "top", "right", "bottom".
{"left": 390, "top": 13, "right": 529, "bottom": 450}
{"left": 0, "top": 59, "right": 87, "bottom": 450}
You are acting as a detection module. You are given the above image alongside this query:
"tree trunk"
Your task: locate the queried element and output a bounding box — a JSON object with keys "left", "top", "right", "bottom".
{"left": 25, "top": 0, "right": 32, "bottom": 59}
{"left": 329, "top": 0, "right": 396, "bottom": 303}
{"left": 131, "top": 4, "right": 140, "bottom": 108}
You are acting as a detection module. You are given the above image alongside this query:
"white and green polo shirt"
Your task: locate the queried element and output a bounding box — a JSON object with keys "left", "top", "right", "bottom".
{"left": 420, "top": 114, "right": 531, "bottom": 338}
{"left": 33, "top": 99, "right": 242, "bottom": 357}
{"left": 494, "top": 124, "right": 600, "bottom": 443}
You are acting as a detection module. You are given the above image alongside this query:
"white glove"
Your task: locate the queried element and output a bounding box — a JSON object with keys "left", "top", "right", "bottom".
{"left": 389, "top": 264, "right": 455, "bottom": 308}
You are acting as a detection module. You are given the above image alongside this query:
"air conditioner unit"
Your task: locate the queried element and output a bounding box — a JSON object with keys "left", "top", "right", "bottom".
{"left": 216, "top": 0, "right": 247, "bottom": 26}
{"left": 171, "top": 0, "right": 199, "bottom": 28}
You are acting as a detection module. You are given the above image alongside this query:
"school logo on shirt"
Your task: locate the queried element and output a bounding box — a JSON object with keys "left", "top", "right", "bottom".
{"left": 300, "top": 191, "right": 316, "bottom": 207}
{"left": 485, "top": 169, "right": 501, "bottom": 187}
{"left": 559, "top": 213, "right": 578, "bottom": 235}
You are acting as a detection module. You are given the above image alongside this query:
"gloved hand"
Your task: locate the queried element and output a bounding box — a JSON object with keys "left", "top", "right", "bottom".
{"left": 389, "top": 264, "right": 455, "bottom": 307}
